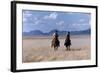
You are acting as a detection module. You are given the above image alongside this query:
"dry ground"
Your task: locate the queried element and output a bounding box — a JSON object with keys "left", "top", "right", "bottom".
{"left": 22, "top": 35, "right": 91, "bottom": 63}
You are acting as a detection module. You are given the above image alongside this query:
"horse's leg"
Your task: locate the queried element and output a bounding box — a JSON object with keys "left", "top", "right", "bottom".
{"left": 66, "top": 46, "right": 68, "bottom": 51}
{"left": 68, "top": 46, "right": 70, "bottom": 51}
{"left": 54, "top": 46, "right": 58, "bottom": 51}
{"left": 56, "top": 46, "right": 58, "bottom": 50}
{"left": 54, "top": 46, "right": 56, "bottom": 51}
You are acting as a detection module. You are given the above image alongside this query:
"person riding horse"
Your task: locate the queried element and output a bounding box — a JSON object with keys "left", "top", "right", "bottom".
{"left": 51, "top": 30, "right": 60, "bottom": 51}
{"left": 64, "top": 32, "right": 71, "bottom": 51}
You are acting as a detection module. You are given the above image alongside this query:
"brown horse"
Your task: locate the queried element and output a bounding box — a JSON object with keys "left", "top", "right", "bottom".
{"left": 51, "top": 32, "right": 60, "bottom": 51}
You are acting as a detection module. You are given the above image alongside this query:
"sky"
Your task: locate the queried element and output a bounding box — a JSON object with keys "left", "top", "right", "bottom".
{"left": 22, "top": 10, "right": 91, "bottom": 33}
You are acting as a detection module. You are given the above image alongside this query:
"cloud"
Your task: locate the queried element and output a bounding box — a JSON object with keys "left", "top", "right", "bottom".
{"left": 23, "top": 11, "right": 33, "bottom": 23}
{"left": 72, "top": 23, "right": 89, "bottom": 26}
{"left": 43, "top": 12, "right": 58, "bottom": 20}
{"left": 24, "top": 13, "right": 32, "bottom": 17}
{"left": 23, "top": 18, "right": 27, "bottom": 22}
{"left": 71, "top": 22, "right": 90, "bottom": 31}
{"left": 23, "top": 15, "right": 41, "bottom": 25}
{"left": 29, "top": 17, "right": 41, "bottom": 25}
{"left": 56, "top": 21, "right": 67, "bottom": 31}
{"left": 34, "top": 17, "right": 38, "bottom": 21}
{"left": 34, "top": 20, "right": 41, "bottom": 25}
{"left": 23, "top": 11, "right": 33, "bottom": 18}
{"left": 79, "top": 19, "right": 85, "bottom": 22}
{"left": 56, "top": 21, "right": 64, "bottom": 26}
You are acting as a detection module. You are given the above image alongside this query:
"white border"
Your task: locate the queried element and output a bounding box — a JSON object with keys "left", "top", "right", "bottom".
{"left": 16, "top": 4, "right": 96, "bottom": 70}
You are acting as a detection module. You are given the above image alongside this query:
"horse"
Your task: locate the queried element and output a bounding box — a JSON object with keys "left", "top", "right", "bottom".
{"left": 64, "top": 32, "right": 71, "bottom": 51}
{"left": 51, "top": 32, "right": 60, "bottom": 51}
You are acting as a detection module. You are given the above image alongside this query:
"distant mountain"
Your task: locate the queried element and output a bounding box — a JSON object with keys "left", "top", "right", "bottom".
{"left": 23, "top": 29, "right": 91, "bottom": 36}
{"left": 23, "top": 30, "right": 44, "bottom": 36}
{"left": 48, "top": 29, "right": 67, "bottom": 36}
{"left": 71, "top": 29, "right": 91, "bottom": 35}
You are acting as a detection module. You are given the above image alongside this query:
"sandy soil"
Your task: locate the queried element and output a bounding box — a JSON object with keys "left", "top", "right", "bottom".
{"left": 22, "top": 35, "right": 91, "bottom": 63}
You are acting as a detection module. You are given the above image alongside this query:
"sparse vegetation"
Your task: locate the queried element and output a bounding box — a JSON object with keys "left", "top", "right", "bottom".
{"left": 22, "top": 35, "right": 90, "bottom": 63}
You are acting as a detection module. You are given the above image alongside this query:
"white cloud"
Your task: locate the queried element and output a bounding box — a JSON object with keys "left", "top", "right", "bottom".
{"left": 34, "top": 17, "right": 38, "bottom": 21}
{"left": 23, "top": 18, "right": 27, "bottom": 22}
{"left": 56, "top": 21, "right": 66, "bottom": 31}
{"left": 33, "top": 17, "right": 44, "bottom": 25}
{"left": 23, "top": 15, "right": 41, "bottom": 25}
{"left": 56, "top": 21, "right": 64, "bottom": 26}
{"left": 23, "top": 11, "right": 33, "bottom": 23}
{"left": 71, "top": 22, "right": 90, "bottom": 31}
{"left": 23, "top": 13, "right": 32, "bottom": 18}
{"left": 23, "top": 11, "right": 33, "bottom": 18}
{"left": 72, "top": 23, "right": 89, "bottom": 26}
{"left": 34, "top": 20, "right": 41, "bottom": 25}
{"left": 43, "top": 12, "right": 58, "bottom": 20}
{"left": 79, "top": 19, "right": 85, "bottom": 22}
{"left": 24, "top": 11, "right": 31, "bottom": 14}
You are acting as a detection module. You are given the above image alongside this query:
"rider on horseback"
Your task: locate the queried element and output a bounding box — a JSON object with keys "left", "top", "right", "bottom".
{"left": 51, "top": 30, "right": 60, "bottom": 51}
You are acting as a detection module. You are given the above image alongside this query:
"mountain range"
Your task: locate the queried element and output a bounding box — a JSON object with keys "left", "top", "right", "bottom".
{"left": 23, "top": 29, "right": 91, "bottom": 36}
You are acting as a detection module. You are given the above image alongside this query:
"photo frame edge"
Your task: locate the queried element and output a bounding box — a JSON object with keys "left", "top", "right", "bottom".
{"left": 11, "top": 1, "right": 17, "bottom": 72}
{"left": 11, "top": 1, "right": 98, "bottom": 72}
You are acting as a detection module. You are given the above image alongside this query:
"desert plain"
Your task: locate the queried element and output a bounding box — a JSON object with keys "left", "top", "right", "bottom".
{"left": 22, "top": 35, "right": 91, "bottom": 63}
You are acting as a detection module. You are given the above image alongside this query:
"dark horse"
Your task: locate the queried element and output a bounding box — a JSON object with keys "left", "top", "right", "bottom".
{"left": 64, "top": 32, "right": 71, "bottom": 51}
{"left": 51, "top": 31, "right": 60, "bottom": 51}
